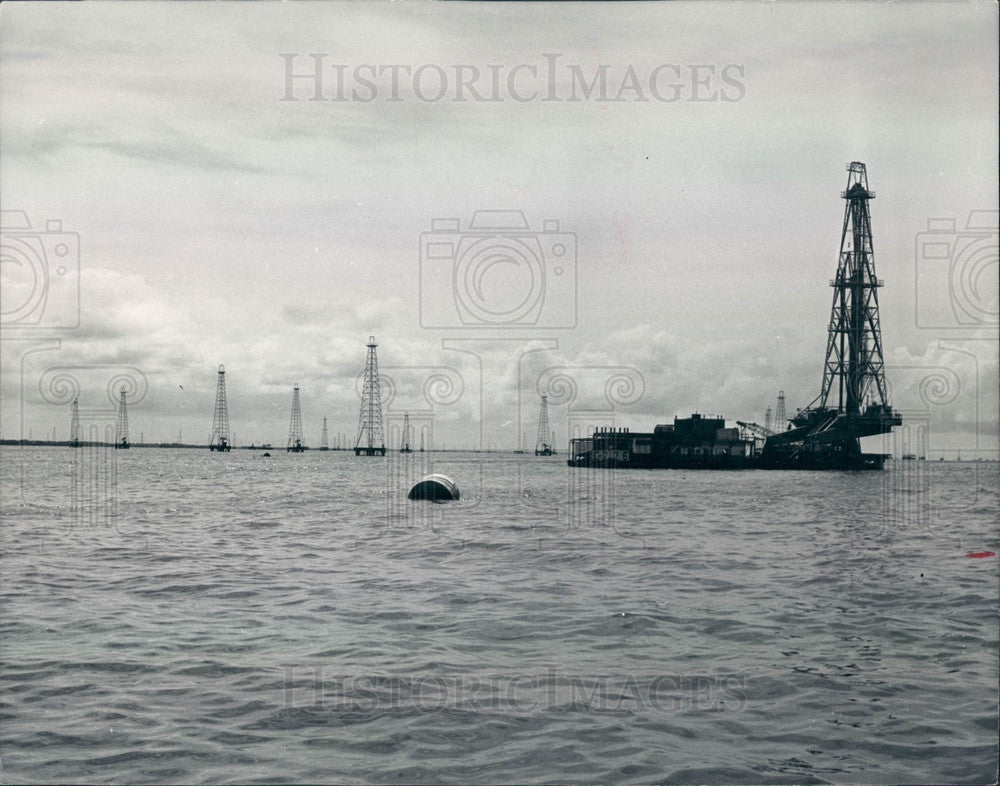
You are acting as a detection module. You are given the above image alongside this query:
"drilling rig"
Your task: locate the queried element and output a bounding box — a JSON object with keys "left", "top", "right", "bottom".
{"left": 355, "top": 336, "right": 386, "bottom": 456}
{"left": 287, "top": 384, "right": 305, "bottom": 452}
{"left": 760, "top": 162, "right": 901, "bottom": 469}
{"left": 534, "top": 395, "right": 554, "bottom": 455}
{"left": 115, "top": 388, "right": 130, "bottom": 450}
{"left": 70, "top": 398, "right": 81, "bottom": 448}
{"left": 209, "top": 365, "right": 231, "bottom": 451}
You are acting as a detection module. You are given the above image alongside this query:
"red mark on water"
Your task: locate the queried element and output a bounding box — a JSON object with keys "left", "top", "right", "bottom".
{"left": 966, "top": 551, "right": 996, "bottom": 558}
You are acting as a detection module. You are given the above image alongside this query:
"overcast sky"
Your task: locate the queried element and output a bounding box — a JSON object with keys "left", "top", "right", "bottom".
{"left": 1, "top": 2, "right": 997, "bottom": 456}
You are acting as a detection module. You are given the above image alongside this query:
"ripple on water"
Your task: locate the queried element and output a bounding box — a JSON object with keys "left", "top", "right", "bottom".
{"left": 1, "top": 453, "right": 997, "bottom": 784}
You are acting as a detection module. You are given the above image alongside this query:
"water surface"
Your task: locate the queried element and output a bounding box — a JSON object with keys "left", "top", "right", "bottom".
{"left": 1, "top": 448, "right": 997, "bottom": 784}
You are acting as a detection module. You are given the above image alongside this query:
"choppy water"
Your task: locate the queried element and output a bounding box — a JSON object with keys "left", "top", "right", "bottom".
{"left": 1, "top": 447, "right": 997, "bottom": 784}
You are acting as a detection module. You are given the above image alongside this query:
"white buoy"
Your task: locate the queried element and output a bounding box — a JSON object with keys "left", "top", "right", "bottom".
{"left": 408, "top": 474, "right": 459, "bottom": 501}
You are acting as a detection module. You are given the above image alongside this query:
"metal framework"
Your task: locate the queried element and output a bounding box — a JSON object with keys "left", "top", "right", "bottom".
{"left": 287, "top": 384, "right": 305, "bottom": 452}
{"left": 115, "top": 388, "right": 129, "bottom": 450}
{"left": 70, "top": 398, "right": 81, "bottom": 448}
{"left": 400, "top": 412, "right": 412, "bottom": 453}
{"left": 320, "top": 417, "right": 329, "bottom": 451}
{"left": 355, "top": 336, "right": 386, "bottom": 456}
{"left": 775, "top": 391, "right": 786, "bottom": 431}
{"left": 760, "top": 162, "right": 900, "bottom": 470}
{"left": 535, "top": 394, "right": 554, "bottom": 455}
{"left": 764, "top": 406, "right": 772, "bottom": 433}
{"left": 209, "top": 365, "right": 231, "bottom": 451}
{"left": 817, "top": 162, "right": 889, "bottom": 415}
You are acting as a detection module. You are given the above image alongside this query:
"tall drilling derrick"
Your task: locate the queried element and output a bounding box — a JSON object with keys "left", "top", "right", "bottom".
{"left": 209, "top": 365, "right": 231, "bottom": 452}
{"left": 764, "top": 406, "right": 773, "bottom": 434}
{"left": 320, "top": 417, "right": 330, "bottom": 451}
{"left": 775, "top": 391, "right": 786, "bottom": 431}
{"left": 400, "top": 412, "right": 413, "bottom": 453}
{"left": 535, "top": 394, "right": 554, "bottom": 455}
{"left": 115, "top": 388, "right": 129, "bottom": 450}
{"left": 70, "top": 398, "right": 81, "bottom": 448}
{"left": 287, "top": 384, "right": 305, "bottom": 452}
{"left": 354, "top": 336, "right": 386, "bottom": 456}
{"left": 761, "top": 162, "right": 900, "bottom": 469}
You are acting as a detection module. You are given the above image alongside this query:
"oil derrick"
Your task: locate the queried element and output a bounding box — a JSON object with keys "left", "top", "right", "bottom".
{"left": 354, "top": 336, "right": 386, "bottom": 456}
{"left": 764, "top": 406, "right": 772, "bottom": 433}
{"left": 320, "top": 417, "right": 330, "bottom": 451}
{"left": 400, "top": 413, "right": 412, "bottom": 453}
{"left": 114, "top": 388, "right": 129, "bottom": 450}
{"left": 70, "top": 398, "right": 81, "bottom": 448}
{"left": 287, "top": 384, "right": 305, "bottom": 452}
{"left": 761, "top": 162, "right": 900, "bottom": 469}
{"left": 775, "top": 391, "right": 786, "bottom": 431}
{"left": 535, "top": 395, "right": 554, "bottom": 455}
{"left": 209, "top": 365, "right": 231, "bottom": 452}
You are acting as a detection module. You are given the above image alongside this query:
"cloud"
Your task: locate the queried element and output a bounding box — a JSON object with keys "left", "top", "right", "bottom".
{"left": 1, "top": 2, "right": 995, "bottom": 454}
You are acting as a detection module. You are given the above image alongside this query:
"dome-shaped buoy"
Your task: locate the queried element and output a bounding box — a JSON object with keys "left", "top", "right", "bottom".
{"left": 408, "top": 474, "right": 459, "bottom": 501}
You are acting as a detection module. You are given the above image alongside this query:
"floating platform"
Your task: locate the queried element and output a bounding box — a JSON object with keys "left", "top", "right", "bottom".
{"left": 568, "top": 413, "right": 896, "bottom": 471}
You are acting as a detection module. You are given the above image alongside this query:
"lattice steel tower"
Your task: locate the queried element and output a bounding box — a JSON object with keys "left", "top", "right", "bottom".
{"left": 764, "top": 406, "right": 772, "bottom": 434}
{"left": 816, "top": 162, "right": 890, "bottom": 416}
{"left": 70, "top": 398, "right": 81, "bottom": 448}
{"left": 760, "top": 162, "right": 900, "bottom": 470}
{"left": 320, "top": 417, "right": 329, "bottom": 451}
{"left": 209, "top": 365, "right": 231, "bottom": 451}
{"left": 287, "top": 384, "right": 305, "bottom": 452}
{"left": 775, "top": 391, "right": 786, "bottom": 432}
{"left": 535, "top": 394, "right": 553, "bottom": 455}
{"left": 355, "top": 336, "right": 386, "bottom": 456}
{"left": 115, "top": 388, "right": 129, "bottom": 450}
{"left": 400, "top": 412, "right": 412, "bottom": 453}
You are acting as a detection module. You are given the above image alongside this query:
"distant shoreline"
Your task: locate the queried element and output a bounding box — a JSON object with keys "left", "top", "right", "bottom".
{"left": 0, "top": 441, "right": 546, "bottom": 455}
{"left": 0, "top": 440, "right": 996, "bottom": 462}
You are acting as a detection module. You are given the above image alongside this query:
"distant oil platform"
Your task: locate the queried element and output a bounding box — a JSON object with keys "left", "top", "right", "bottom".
{"left": 320, "top": 417, "right": 330, "bottom": 451}
{"left": 287, "top": 384, "right": 305, "bottom": 452}
{"left": 399, "top": 413, "right": 413, "bottom": 453}
{"left": 209, "top": 365, "right": 231, "bottom": 452}
{"left": 114, "top": 387, "right": 130, "bottom": 450}
{"left": 355, "top": 335, "right": 386, "bottom": 456}
{"left": 569, "top": 162, "right": 902, "bottom": 471}
{"left": 534, "top": 395, "right": 555, "bottom": 456}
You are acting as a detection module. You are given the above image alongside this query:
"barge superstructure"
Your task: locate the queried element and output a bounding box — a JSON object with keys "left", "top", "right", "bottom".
{"left": 568, "top": 161, "right": 901, "bottom": 471}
